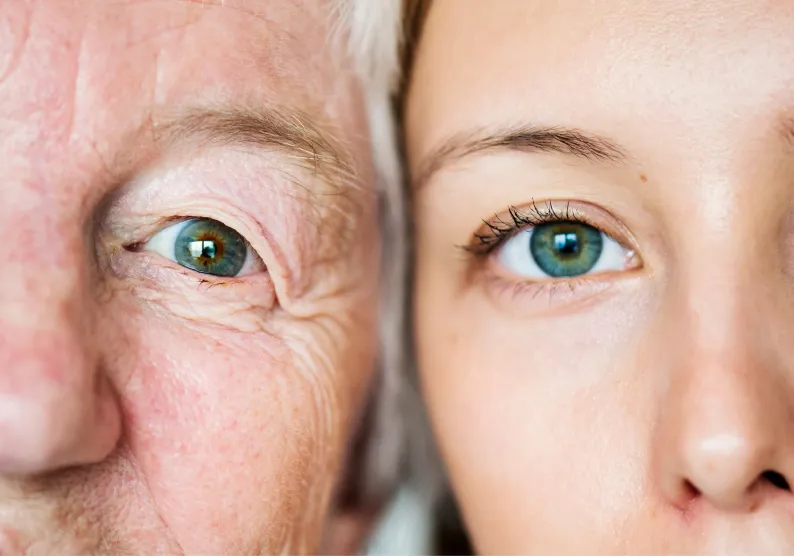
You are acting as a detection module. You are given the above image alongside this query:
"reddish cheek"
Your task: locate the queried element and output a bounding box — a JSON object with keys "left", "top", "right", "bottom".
{"left": 120, "top": 326, "right": 276, "bottom": 451}
{"left": 112, "top": 314, "right": 324, "bottom": 551}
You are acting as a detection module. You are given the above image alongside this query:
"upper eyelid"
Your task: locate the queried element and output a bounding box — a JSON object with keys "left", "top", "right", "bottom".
{"left": 101, "top": 146, "right": 331, "bottom": 253}
{"left": 466, "top": 200, "right": 635, "bottom": 255}
{"left": 154, "top": 107, "right": 361, "bottom": 193}
{"left": 125, "top": 215, "right": 254, "bottom": 250}
{"left": 130, "top": 216, "right": 259, "bottom": 260}
{"left": 466, "top": 202, "right": 592, "bottom": 253}
{"left": 107, "top": 197, "right": 287, "bottom": 282}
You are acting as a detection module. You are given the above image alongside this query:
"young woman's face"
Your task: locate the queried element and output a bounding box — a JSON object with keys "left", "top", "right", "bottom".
{"left": 406, "top": 0, "right": 794, "bottom": 552}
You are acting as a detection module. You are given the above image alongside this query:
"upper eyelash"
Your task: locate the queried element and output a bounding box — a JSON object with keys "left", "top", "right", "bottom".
{"left": 465, "top": 199, "right": 589, "bottom": 255}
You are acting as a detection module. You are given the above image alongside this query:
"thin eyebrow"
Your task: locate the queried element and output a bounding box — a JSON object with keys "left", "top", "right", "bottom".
{"left": 413, "top": 124, "right": 629, "bottom": 190}
{"left": 153, "top": 106, "right": 359, "bottom": 190}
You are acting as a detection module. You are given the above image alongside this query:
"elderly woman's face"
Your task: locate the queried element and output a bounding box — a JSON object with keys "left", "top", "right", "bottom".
{"left": 407, "top": 0, "right": 794, "bottom": 553}
{"left": 0, "top": 0, "right": 379, "bottom": 553}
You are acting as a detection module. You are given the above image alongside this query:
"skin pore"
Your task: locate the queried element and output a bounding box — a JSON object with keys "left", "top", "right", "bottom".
{"left": 407, "top": 0, "right": 794, "bottom": 553}
{"left": 0, "top": 0, "right": 378, "bottom": 553}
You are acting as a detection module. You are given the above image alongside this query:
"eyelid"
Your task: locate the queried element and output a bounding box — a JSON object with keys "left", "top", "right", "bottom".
{"left": 467, "top": 200, "right": 638, "bottom": 256}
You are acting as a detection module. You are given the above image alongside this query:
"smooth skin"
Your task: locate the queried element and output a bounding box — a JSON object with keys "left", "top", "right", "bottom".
{"left": 407, "top": 0, "right": 794, "bottom": 553}
{"left": 0, "top": 0, "right": 379, "bottom": 553}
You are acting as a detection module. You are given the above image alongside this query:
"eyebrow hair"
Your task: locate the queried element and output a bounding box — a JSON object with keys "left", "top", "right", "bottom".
{"left": 413, "top": 124, "right": 628, "bottom": 189}
{"left": 153, "top": 105, "right": 359, "bottom": 190}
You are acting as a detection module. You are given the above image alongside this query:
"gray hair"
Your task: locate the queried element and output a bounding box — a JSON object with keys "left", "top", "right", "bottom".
{"left": 332, "top": 0, "right": 408, "bottom": 504}
{"left": 333, "top": 0, "right": 445, "bottom": 511}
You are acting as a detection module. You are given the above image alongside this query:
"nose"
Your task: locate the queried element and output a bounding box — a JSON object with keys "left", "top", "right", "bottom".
{"left": 657, "top": 380, "right": 792, "bottom": 512}
{"left": 652, "top": 284, "right": 794, "bottom": 513}
{"left": 0, "top": 270, "right": 121, "bottom": 476}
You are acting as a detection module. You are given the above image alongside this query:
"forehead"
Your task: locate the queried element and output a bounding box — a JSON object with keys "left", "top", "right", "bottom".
{"left": 0, "top": 0, "right": 367, "bottom": 178}
{"left": 3, "top": 0, "right": 337, "bottom": 95}
{"left": 407, "top": 0, "right": 794, "bottom": 159}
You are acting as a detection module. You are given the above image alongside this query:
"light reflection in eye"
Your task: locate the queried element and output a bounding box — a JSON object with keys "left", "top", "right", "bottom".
{"left": 188, "top": 240, "right": 216, "bottom": 259}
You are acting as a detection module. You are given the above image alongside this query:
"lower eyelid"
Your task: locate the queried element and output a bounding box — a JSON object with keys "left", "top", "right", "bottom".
{"left": 106, "top": 250, "right": 279, "bottom": 323}
{"left": 112, "top": 247, "right": 268, "bottom": 289}
{"left": 481, "top": 269, "right": 619, "bottom": 313}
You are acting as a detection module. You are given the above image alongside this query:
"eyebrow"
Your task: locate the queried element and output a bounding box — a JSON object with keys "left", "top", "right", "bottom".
{"left": 413, "top": 124, "right": 628, "bottom": 189}
{"left": 153, "top": 106, "right": 359, "bottom": 189}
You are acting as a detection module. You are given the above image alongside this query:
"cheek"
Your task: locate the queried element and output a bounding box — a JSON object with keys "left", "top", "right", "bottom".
{"left": 112, "top": 307, "right": 346, "bottom": 554}
{"left": 416, "top": 285, "right": 658, "bottom": 550}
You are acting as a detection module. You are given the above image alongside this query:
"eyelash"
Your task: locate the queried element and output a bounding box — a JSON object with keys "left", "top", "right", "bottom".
{"left": 465, "top": 199, "right": 591, "bottom": 255}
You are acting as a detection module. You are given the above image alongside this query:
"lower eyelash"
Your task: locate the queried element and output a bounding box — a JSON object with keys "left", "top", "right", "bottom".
{"left": 485, "top": 270, "right": 616, "bottom": 311}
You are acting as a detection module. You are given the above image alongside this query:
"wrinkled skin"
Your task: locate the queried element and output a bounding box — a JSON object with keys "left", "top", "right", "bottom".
{"left": 407, "top": 0, "right": 794, "bottom": 553}
{"left": 0, "top": 0, "right": 378, "bottom": 553}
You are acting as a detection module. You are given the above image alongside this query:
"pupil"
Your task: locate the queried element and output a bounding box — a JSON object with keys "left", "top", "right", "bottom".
{"left": 553, "top": 232, "right": 580, "bottom": 256}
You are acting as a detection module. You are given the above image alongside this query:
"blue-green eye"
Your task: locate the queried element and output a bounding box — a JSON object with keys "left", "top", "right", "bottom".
{"left": 143, "top": 218, "right": 260, "bottom": 277}
{"left": 497, "top": 221, "right": 629, "bottom": 279}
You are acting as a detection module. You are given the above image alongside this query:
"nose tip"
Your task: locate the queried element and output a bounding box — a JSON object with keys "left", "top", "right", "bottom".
{"left": 653, "top": 342, "right": 794, "bottom": 514}
{"left": 680, "top": 432, "right": 789, "bottom": 511}
{"left": 0, "top": 345, "right": 122, "bottom": 476}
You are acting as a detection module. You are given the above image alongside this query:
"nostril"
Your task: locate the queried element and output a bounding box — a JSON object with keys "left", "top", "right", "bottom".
{"left": 683, "top": 479, "right": 701, "bottom": 498}
{"left": 761, "top": 470, "right": 791, "bottom": 491}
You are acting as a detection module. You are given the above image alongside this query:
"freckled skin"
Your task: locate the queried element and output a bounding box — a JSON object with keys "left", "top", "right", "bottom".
{"left": 409, "top": 0, "right": 794, "bottom": 553}
{"left": 0, "top": 1, "right": 378, "bottom": 554}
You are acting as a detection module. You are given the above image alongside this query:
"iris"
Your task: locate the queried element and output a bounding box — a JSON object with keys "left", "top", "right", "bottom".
{"left": 174, "top": 218, "right": 247, "bottom": 277}
{"left": 529, "top": 221, "right": 603, "bottom": 277}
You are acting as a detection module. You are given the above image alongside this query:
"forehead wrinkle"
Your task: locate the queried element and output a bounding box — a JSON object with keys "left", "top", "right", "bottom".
{"left": 100, "top": 0, "right": 336, "bottom": 58}
{"left": 168, "top": 0, "right": 331, "bottom": 27}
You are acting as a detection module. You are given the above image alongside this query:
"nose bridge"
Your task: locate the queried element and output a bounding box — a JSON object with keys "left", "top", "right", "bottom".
{"left": 0, "top": 256, "right": 93, "bottom": 381}
{"left": 652, "top": 249, "right": 794, "bottom": 512}
{"left": 0, "top": 208, "right": 121, "bottom": 475}
{"left": 0, "top": 199, "right": 93, "bottom": 362}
